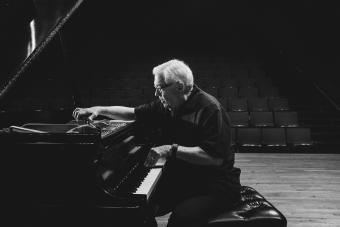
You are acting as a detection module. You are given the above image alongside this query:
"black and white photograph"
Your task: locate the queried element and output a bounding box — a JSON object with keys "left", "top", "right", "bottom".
{"left": 0, "top": 1, "right": 339, "bottom": 226}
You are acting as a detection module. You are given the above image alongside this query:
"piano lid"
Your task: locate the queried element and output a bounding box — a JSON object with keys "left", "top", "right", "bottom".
{"left": 0, "top": 0, "right": 85, "bottom": 103}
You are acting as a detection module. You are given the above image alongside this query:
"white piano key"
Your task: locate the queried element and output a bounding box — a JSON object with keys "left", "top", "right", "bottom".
{"left": 134, "top": 168, "right": 162, "bottom": 200}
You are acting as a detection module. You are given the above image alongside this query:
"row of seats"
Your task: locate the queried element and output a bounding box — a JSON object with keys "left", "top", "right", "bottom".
{"left": 219, "top": 97, "right": 289, "bottom": 112}
{"left": 198, "top": 73, "right": 271, "bottom": 83}
{"left": 204, "top": 85, "right": 280, "bottom": 98}
{"left": 231, "top": 127, "right": 314, "bottom": 152}
{"left": 228, "top": 111, "right": 299, "bottom": 128}
{"left": 196, "top": 68, "right": 269, "bottom": 82}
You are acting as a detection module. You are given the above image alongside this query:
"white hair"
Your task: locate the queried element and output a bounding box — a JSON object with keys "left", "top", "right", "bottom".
{"left": 152, "top": 59, "right": 194, "bottom": 93}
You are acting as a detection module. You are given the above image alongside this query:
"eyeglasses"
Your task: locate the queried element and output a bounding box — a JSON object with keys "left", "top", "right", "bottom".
{"left": 154, "top": 83, "right": 173, "bottom": 93}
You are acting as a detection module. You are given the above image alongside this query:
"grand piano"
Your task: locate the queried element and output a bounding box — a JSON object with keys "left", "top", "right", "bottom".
{"left": 0, "top": 1, "right": 163, "bottom": 226}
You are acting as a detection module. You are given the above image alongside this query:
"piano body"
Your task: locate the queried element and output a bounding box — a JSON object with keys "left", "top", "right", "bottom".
{"left": 0, "top": 1, "right": 163, "bottom": 226}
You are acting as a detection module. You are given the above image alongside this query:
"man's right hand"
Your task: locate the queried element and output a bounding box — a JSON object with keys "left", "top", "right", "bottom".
{"left": 72, "top": 107, "right": 100, "bottom": 121}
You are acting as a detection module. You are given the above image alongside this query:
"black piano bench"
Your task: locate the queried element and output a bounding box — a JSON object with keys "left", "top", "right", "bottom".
{"left": 207, "top": 186, "right": 287, "bottom": 227}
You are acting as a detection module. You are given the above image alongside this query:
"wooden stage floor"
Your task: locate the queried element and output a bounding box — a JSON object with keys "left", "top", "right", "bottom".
{"left": 156, "top": 153, "right": 340, "bottom": 227}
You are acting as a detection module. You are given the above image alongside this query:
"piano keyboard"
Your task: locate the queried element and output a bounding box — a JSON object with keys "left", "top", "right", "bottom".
{"left": 106, "top": 158, "right": 166, "bottom": 201}
{"left": 134, "top": 168, "right": 162, "bottom": 200}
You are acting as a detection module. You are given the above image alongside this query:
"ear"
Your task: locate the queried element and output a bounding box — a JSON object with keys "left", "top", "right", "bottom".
{"left": 176, "top": 81, "right": 184, "bottom": 92}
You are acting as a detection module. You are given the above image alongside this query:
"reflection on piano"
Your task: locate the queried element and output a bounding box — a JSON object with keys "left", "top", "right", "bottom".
{"left": 0, "top": 1, "right": 165, "bottom": 226}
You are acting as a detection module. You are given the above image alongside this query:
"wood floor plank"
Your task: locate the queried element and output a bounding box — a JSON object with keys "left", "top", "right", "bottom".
{"left": 156, "top": 153, "right": 340, "bottom": 227}
{"left": 236, "top": 153, "right": 340, "bottom": 227}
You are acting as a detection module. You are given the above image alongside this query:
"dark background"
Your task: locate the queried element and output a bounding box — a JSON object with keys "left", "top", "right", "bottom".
{"left": 64, "top": 1, "right": 339, "bottom": 80}
{"left": 1, "top": 0, "right": 339, "bottom": 112}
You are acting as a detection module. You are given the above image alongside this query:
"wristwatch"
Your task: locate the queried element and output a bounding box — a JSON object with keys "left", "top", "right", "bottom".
{"left": 171, "top": 144, "right": 178, "bottom": 159}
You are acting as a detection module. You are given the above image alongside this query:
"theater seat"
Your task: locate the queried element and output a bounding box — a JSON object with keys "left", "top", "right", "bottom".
{"left": 219, "top": 86, "right": 238, "bottom": 98}
{"left": 229, "top": 112, "right": 249, "bottom": 127}
{"left": 262, "top": 128, "right": 289, "bottom": 152}
{"left": 207, "top": 186, "right": 287, "bottom": 227}
{"left": 228, "top": 98, "right": 248, "bottom": 112}
{"left": 237, "top": 128, "right": 262, "bottom": 152}
{"left": 239, "top": 86, "right": 259, "bottom": 98}
{"left": 268, "top": 97, "right": 290, "bottom": 111}
{"left": 250, "top": 112, "right": 274, "bottom": 127}
{"left": 286, "top": 127, "right": 313, "bottom": 146}
{"left": 286, "top": 127, "right": 314, "bottom": 152}
{"left": 258, "top": 85, "right": 279, "bottom": 98}
{"left": 248, "top": 97, "right": 269, "bottom": 112}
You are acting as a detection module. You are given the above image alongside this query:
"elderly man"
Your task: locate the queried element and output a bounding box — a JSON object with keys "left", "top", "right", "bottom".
{"left": 73, "top": 59, "right": 241, "bottom": 227}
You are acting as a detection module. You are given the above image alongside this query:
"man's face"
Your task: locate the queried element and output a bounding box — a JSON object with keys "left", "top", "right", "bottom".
{"left": 154, "top": 76, "right": 178, "bottom": 110}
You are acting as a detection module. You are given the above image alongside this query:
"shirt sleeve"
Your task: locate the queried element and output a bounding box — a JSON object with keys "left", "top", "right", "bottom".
{"left": 198, "top": 105, "right": 231, "bottom": 159}
{"left": 134, "top": 99, "right": 165, "bottom": 126}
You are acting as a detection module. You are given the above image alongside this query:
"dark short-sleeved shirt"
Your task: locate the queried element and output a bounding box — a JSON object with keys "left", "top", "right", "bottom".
{"left": 135, "top": 85, "right": 241, "bottom": 196}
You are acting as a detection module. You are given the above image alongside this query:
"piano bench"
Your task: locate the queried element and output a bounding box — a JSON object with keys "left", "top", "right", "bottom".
{"left": 207, "top": 186, "right": 287, "bottom": 227}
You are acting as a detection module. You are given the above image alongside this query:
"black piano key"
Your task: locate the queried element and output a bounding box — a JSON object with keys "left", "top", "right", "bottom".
{"left": 117, "top": 164, "right": 150, "bottom": 194}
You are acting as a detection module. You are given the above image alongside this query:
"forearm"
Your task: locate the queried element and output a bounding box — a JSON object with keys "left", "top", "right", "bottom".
{"left": 176, "top": 145, "right": 223, "bottom": 166}
{"left": 96, "top": 106, "right": 136, "bottom": 120}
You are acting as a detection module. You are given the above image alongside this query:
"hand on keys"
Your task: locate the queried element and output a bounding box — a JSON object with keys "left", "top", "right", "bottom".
{"left": 144, "top": 145, "right": 172, "bottom": 167}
